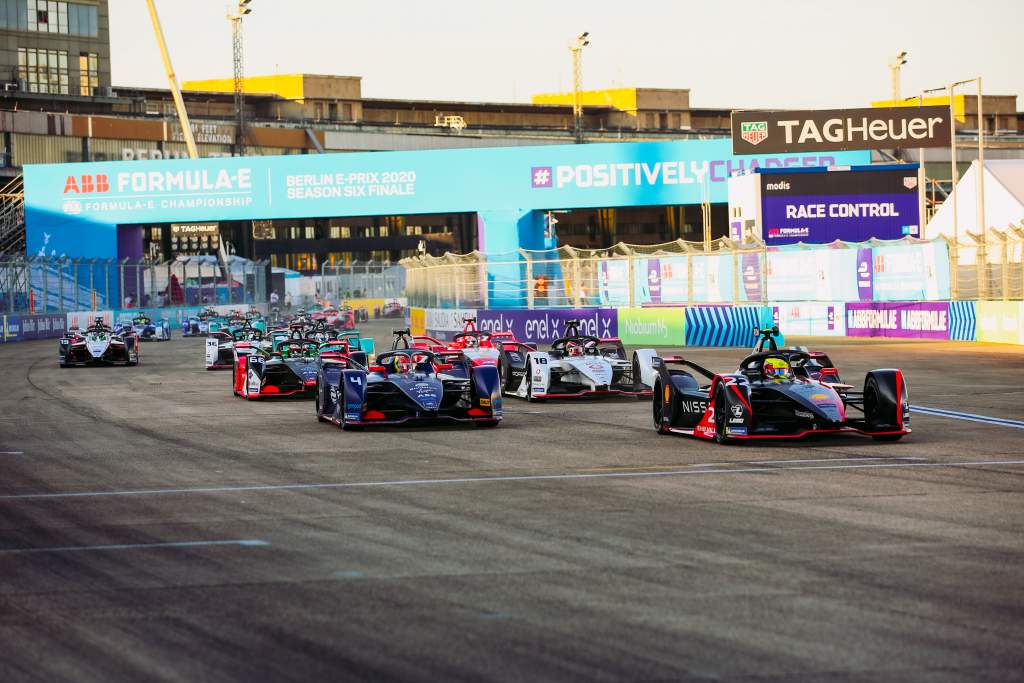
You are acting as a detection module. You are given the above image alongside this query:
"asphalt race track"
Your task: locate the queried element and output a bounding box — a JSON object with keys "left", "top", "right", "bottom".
{"left": 2, "top": 322, "right": 1023, "bottom": 682}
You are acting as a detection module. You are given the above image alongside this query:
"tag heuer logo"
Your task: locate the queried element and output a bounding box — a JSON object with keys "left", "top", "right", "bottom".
{"left": 740, "top": 121, "right": 768, "bottom": 146}
{"left": 903, "top": 176, "right": 918, "bottom": 190}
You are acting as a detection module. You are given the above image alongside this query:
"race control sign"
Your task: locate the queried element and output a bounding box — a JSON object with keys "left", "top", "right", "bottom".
{"left": 731, "top": 106, "right": 952, "bottom": 154}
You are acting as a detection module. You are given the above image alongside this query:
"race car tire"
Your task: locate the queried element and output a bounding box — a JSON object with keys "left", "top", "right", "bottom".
{"left": 315, "top": 382, "right": 329, "bottom": 422}
{"left": 713, "top": 387, "right": 732, "bottom": 445}
{"left": 864, "top": 374, "right": 903, "bottom": 438}
{"left": 632, "top": 354, "right": 649, "bottom": 399}
{"left": 652, "top": 380, "right": 671, "bottom": 434}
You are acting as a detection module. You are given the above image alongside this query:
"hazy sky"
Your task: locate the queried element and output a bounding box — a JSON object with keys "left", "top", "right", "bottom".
{"left": 111, "top": 0, "right": 1023, "bottom": 110}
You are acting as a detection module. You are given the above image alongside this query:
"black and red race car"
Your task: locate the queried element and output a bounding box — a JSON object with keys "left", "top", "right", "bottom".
{"left": 651, "top": 328, "right": 910, "bottom": 443}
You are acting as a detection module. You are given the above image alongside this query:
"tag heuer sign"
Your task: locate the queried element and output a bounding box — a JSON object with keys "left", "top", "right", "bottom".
{"left": 731, "top": 106, "right": 952, "bottom": 154}
{"left": 740, "top": 121, "right": 768, "bottom": 146}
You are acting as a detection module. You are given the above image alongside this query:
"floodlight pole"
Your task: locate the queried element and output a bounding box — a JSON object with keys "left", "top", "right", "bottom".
{"left": 145, "top": 0, "right": 197, "bottom": 159}
{"left": 228, "top": 1, "right": 252, "bottom": 156}
{"left": 570, "top": 32, "right": 589, "bottom": 144}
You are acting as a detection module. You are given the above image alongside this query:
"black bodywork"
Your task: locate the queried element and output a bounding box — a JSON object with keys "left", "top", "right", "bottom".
{"left": 652, "top": 342, "right": 910, "bottom": 443}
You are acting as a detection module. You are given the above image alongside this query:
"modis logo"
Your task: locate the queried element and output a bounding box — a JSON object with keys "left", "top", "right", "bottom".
{"left": 63, "top": 174, "right": 110, "bottom": 194}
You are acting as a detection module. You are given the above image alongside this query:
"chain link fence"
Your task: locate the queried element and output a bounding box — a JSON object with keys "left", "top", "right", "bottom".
{"left": 318, "top": 261, "right": 405, "bottom": 302}
{"left": 0, "top": 255, "right": 270, "bottom": 314}
{"left": 402, "top": 229, "right": 1024, "bottom": 309}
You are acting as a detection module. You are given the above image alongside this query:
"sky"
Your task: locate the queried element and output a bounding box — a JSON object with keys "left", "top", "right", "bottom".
{"left": 110, "top": 0, "right": 1024, "bottom": 110}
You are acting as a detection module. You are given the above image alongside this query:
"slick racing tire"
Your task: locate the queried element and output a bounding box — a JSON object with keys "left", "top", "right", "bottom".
{"left": 632, "top": 354, "right": 650, "bottom": 400}
{"left": 864, "top": 375, "right": 904, "bottom": 442}
{"left": 655, "top": 382, "right": 671, "bottom": 436}
{"left": 714, "top": 387, "right": 732, "bottom": 445}
{"left": 315, "top": 381, "right": 329, "bottom": 423}
{"left": 652, "top": 380, "right": 671, "bottom": 435}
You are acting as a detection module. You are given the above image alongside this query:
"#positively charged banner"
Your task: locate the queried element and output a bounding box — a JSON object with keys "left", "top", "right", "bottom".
{"left": 25, "top": 140, "right": 870, "bottom": 260}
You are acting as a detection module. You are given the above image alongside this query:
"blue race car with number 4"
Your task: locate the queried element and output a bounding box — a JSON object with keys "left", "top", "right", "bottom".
{"left": 316, "top": 346, "right": 501, "bottom": 429}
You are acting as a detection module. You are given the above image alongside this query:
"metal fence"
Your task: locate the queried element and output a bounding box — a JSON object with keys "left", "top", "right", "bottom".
{"left": 0, "top": 255, "right": 270, "bottom": 314}
{"left": 402, "top": 228, "right": 1024, "bottom": 309}
{"left": 318, "top": 261, "right": 406, "bottom": 302}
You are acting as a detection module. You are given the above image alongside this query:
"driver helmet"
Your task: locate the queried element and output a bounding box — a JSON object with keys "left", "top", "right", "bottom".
{"left": 464, "top": 335, "right": 479, "bottom": 349}
{"left": 763, "top": 357, "right": 792, "bottom": 381}
{"left": 567, "top": 342, "right": 584, "bottom": 357}
{"left": 395, "top": 355, "right": 412, "bottom": 373}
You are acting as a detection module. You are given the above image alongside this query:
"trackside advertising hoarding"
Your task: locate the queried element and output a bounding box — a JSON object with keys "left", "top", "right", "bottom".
{"left": 476, "top": 309, "right": 617, "bottom": 344}
{"left": 845, "top": 302, "right": 950, "bottom": 339}
{"left": 25, "top": 140, "right": 870, "bottom": 261}
{"left": 616, "top": 308, "right": 686, "bottom": 345}
{"left": 731, "top": 106, "right": 952, "bottom": 154}
{"left": 759, "top": 167, "right": 921, "bottom": 245}
{"left": 0, "top": 313, "right": 67, "bottom": 342}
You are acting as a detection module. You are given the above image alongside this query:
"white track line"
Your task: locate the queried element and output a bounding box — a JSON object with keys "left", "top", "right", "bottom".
{"left": 912, "top": 405, "right": 1024, "bottom": 429}
{"left": 1, "top": 460, "right": 1023, "bottom": 502}
{"left": 0, "top": 539, "right": 268, "bottom": 555}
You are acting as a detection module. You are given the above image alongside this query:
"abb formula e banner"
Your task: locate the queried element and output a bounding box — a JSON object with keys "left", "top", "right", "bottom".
{"left": 759, "top": 166, "right": 921, "bottom": 245}
{"left": 731, "top": 106, "right": 951, "bottom": 155}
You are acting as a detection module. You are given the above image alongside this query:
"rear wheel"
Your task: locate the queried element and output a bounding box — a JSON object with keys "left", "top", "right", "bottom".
{"left": 632, "top": 354, "right": 643, "bottom": 396}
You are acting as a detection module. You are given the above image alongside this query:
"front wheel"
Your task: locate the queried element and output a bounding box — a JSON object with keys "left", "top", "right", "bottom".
{"left": 714, "top": 388, "right": 731, "bottom": 445}
{"left": 653, "top": 380, "right": 671, "bottom": 434}
{"left": 315, "top": 381, "right": 329, "bottom": 422}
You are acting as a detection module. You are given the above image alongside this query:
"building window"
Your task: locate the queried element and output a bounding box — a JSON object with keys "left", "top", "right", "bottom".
{"left": 78, "top": 52, "right": 97, "bottom": 96}
{"left": 18, "top": 47, "right": 69, "bottom": 94}
{"left": 2, "top": 0, "right": 97, "bottom": 36}
{"left": 304, "top": 225, "right": 316, "bottom": 239}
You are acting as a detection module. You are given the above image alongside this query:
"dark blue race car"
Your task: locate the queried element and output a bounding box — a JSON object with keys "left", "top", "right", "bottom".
{"left": 315, "top": 347, "right": 502, "bottom": 429}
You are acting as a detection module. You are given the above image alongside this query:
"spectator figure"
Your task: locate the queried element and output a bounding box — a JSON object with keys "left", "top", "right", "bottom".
{"left": 269, "top": 290, "right": 280, "bottom": 306}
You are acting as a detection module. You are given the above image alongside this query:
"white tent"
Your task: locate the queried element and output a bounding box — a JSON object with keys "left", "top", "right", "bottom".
{"left": 926, "top": 160, "right": 1024, "bottom": 239}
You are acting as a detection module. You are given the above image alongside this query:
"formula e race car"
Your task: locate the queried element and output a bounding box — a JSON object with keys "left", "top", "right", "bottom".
{"left": 205, "top": 322, "right": 268, "bottom": 369}
{"left": 315, "top": 346, "right": 501, "bottom": 429}
{"left": 123, "top": 313, "right": 170, "bottom": 341}
{"left": 60, "top": 318, "right": 139, "bottom": 367}
{"left": 496, "top": 320, "right": 656, "bottom": 401}
{"left": 232, "top": 335, "right": 342, "bottom": 399}
{"left": 650, "top": 327, "right": 910, "bottom": 443}
{"left": 393, "top": 318, "right": 505, "bottom": 370}
{"left": 182, "top": 307, "right": 219, "bottom": 337}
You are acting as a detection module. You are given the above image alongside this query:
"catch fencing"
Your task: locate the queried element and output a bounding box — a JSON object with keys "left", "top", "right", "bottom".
{"left": 0, "top": 255, "right": 269, "bottom": 314}
{"left": 318, "top": 261, "right": 405, "bottom": 303}
{"left": 402, "top": 230, "right": 1024, "bottom": 309}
